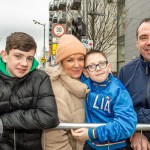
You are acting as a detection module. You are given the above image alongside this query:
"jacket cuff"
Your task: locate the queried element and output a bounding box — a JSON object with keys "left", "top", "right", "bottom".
{"left": 88, "top": 128, "right": 96, "bottom": 140}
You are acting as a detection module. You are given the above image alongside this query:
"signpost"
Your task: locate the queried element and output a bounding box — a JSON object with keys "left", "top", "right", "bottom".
{"left": 52, "top": 43, "right": 58, "bottom": 55}
{"left": 50, "top": 24, "right": 66, "bottom": 66}
{"left": 81, "top": 39, "right": 93, "bottom": 49}
{"left": 52, "top": 37, "right": 60, "bottom": 43}
{"left": 52, "top": 24, "right": 66, "bottom": 37}
{"left": 40, "top": 57, "right": 46, "bottom": 64}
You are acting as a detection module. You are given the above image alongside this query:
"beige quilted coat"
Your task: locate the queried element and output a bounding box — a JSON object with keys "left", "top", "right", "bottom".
{"left": 42, "top": 65, "right": 88, "bottom": 150}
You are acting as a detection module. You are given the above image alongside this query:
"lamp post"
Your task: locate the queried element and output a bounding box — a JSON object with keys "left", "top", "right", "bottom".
{"left": 33, "top": 20, "right": 46, "bottom": 58}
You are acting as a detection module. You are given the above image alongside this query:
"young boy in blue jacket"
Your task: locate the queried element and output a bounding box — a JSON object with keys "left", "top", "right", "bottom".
{"left": 71, "top": 50, "right": 137, "bottom": 150}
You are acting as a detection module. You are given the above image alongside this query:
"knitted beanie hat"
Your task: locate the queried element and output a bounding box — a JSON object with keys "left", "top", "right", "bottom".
{"left": 56, "top": 34, "right": 86, "bottom": 64}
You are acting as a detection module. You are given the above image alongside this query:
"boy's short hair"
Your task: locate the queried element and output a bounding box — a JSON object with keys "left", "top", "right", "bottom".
{"left": 85, "top": 49, "right": 108, "bottom": 63}
{"left": 5, "top": 32, "right": 37, "bottom": 53}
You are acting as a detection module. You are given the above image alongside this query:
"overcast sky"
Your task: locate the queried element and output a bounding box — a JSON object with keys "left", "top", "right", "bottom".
{"left": 0, "top": 0, "right": 52, "bottom": 57}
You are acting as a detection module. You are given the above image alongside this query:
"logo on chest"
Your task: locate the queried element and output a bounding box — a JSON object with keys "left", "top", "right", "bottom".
{"left": 92, "top": 95, "right": 112, "bottom": 113}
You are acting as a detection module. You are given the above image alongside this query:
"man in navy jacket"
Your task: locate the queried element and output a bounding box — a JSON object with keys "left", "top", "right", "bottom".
{"left": 118, "top": 18, "right": 150, "bottom": 150}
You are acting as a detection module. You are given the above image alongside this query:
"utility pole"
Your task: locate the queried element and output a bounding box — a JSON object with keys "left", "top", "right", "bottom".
{"left": 33, "top": 20, "right": 46, "bottom": 67}
{"left": 43, "top": 24, "right": 45, "bottom": 58}
{"left": 33, "top": 20, "right": 46, "bottom": 58}
{"left": 83, "top": 0, "right": 88, "bottom": 37}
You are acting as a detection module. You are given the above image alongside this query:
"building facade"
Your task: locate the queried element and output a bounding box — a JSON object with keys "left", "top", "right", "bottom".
{"left": 125, "top": 0, "right": 150, "bottom": 63}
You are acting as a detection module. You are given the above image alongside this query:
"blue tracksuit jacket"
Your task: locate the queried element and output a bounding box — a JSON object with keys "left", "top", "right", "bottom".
{"left": 81, "top": 74, "right": 137, "bottom": 150}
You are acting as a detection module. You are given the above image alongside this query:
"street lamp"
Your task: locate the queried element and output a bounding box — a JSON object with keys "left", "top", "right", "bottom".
{"left": 33, "top": 20, "right": 46, "bottom": 58}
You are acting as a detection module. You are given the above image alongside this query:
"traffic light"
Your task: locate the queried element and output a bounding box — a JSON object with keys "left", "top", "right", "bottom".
{"left": 72, "top": 17, "right": 86, "bottom": 37}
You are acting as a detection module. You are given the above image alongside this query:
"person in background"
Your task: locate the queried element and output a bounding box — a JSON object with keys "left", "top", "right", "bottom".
{"left": 0, "top": 32, "right": 59, "bottom": 150}
{"left": 118, "top": 18, "right": 150, "bottom": 150}
{"left": 72, "top": 50, "right": 137, "bottom": 150}
{"left": 42, "top": 34, "right": 88, "bottom": 150}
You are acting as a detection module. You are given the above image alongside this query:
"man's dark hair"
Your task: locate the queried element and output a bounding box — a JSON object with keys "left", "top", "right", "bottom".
{"left": 5, "top": 32, "right": 37, "bottom": 53}
{"left": 136, "top": 18, "right": 150, "bottom": 39}
{"left": 85, "top": 49, "right": 108, "bottom": 63}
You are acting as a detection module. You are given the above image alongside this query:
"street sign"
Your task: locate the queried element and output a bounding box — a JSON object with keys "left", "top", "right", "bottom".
{"left": 52, "top": 37, "right": 60, "bottom": 43}
{"left": 81, "top": 39, "right": 93, "bottom": 49}
{"left": 52, "top": 43, "right": 58, "bottom": 55}
{"left": 52, "top": 24, "right": 66, "bottom": 37}
{"left": 40, "top": 57, "right": 46, "bottom": 63}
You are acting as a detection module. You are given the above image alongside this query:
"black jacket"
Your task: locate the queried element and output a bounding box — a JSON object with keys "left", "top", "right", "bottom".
{"left": 0, "top": 69, "right": 59, "bottom": 149}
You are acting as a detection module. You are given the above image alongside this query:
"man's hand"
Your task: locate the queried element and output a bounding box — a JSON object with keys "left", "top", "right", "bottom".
{"left": 71, "top": 128, "right": 89, "bottom": 142}
{"left": 130, "top": 132, "right": 150, "bottom": 150}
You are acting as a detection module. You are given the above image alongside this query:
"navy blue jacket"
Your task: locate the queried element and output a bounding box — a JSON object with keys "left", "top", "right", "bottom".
{"left": 118, "top": 56, "right": 150, "bottom": 141}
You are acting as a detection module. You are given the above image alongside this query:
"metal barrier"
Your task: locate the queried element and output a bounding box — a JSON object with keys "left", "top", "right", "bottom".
{"left": 56, "top": 123, "right": 150, "bottom": 131}
{"left": 50, "top": 123, "right": 149, "bottom": 150}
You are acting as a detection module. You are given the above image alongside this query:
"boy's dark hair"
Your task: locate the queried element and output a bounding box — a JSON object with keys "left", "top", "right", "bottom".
{"left": 5, "top": 32, "right": 37, "bottom": 53}
{"left": 136, "top": 18, "right": 150, "bottom": 39}
{"left": 85, "top": 49, "right": 108, "bottom": 63}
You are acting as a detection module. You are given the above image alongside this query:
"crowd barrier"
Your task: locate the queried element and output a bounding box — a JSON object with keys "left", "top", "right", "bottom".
{"left": 43, "top": 123, "right": 149, "bottom": 150}
{"left": 43, "top": 123, "right": 150, "bottom": 150}
{"left": 56, "top": 123, "right": 150, "bottom": 131}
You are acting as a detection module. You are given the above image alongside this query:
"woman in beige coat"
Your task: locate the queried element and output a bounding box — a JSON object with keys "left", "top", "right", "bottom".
{"left": 42, "top": 34, "right": 88, "bottom": 150}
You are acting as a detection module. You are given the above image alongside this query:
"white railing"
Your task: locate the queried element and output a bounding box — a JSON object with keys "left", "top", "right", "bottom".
{"left": 55, "top": 123, "right": 150, "bottom": 131}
